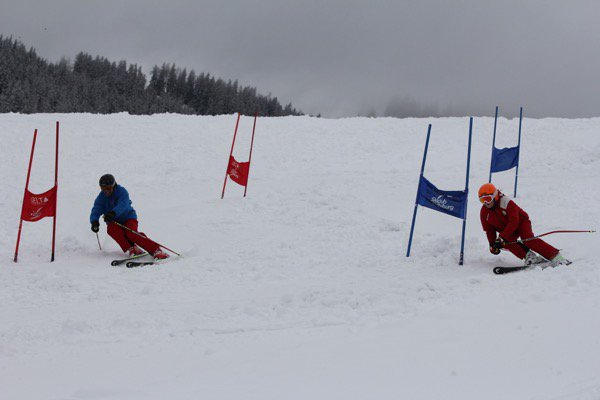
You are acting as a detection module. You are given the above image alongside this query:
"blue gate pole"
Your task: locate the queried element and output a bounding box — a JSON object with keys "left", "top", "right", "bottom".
{"left": 406, "top": 124, "right": 432, "bottom": 258}
{"left": 488, "top": 106, "right": 498, "bottom": 183}
{"left": 514, "top": 107, "right": 523, "bottom": 197}
{"left": 459, "top": 117, "right": 473, "bottom": 265}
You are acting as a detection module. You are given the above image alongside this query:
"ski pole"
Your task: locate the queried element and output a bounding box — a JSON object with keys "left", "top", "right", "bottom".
{"left": 95, "top": 232, "right": 102, "bottom": 250}
{"left": 112, "top": 221, "right": 181, "bottom": 256}
{"left": 504, "top": 229, "right": 595, "bottom": 245}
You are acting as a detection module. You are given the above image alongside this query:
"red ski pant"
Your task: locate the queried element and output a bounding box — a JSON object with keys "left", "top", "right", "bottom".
{"left": 503, "top": 219, "right": 559, "bottom": 261}
{"left": 106, "top": 219, "right": 160, "bottom": 254}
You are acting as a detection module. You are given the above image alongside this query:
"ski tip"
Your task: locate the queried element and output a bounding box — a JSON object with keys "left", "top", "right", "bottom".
{"left": 493, "top": 265, "right": 531, "bottom": 275}
{"left": 126, "top": 261, "right": 148, "bottom": 268}
{"left": 126, "top": 259, "right": 169, "bottom": 268}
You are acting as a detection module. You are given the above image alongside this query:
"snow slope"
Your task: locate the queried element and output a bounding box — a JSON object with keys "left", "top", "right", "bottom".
{"left": 1, "top": 113, "right": 599, "bottom": 399}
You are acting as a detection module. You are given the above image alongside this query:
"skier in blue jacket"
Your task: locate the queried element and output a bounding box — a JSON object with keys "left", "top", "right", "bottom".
{"left": 90, "top": 174, "right": 168, "bottom": 260}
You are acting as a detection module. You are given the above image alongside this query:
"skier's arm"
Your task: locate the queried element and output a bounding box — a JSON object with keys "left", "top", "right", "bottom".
{"left": 485, "top": 229, "right": 497, "bottom": 244}
{"left": 500, "top": 201, "right": 520, "bottom": 239}
{"left": 90, "top": 194, "right": 104, "bottom": 223}
{"left": 480, "top": 207, "right": 498, "bottom": 244}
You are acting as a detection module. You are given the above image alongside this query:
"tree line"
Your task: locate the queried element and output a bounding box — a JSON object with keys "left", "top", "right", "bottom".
{"left": 0, "top": 36, "right": 302, "bottom": 116}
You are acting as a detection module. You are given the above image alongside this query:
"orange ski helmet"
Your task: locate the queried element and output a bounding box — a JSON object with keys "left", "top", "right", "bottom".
{"left": 478, "top": 183, "right": 499, "bottom": 204}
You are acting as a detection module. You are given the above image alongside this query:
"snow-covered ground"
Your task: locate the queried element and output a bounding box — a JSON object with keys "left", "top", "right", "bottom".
{"left": 1, "top": 113, "right": 599, "bottom": 399}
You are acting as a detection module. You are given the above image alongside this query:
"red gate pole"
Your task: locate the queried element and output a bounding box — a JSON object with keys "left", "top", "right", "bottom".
{"left": 51, "top": 122, "right": 59, "bottom": 262}
{"left": 221, "top": 113, "right": 241, "bottom": 199}
{"left": 14, "top": 129, "right": 38, "bottom": 263}
{"left": 243, "top": 112, "right": 258, "bottom": 197}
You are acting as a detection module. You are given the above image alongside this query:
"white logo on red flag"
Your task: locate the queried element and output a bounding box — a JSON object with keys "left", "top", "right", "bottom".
{"left": 21, "top": 187, "right": 57, "bottom": 222}
{"left": 227, "top": 156, "right": 250, "bottom": 186}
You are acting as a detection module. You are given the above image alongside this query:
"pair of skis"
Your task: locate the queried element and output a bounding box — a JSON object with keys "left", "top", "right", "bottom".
{"left": 493, "top": 259, "right": 572, "bottom": 275}
{"left": 111, "top": 252, "right": 168, "bottom": 268}
{"left": 493, "top": 265, "right": 534, "bottom": 275}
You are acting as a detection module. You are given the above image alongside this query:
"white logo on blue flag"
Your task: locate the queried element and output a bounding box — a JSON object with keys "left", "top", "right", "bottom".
{"left": 416, "top": 176, "right": 468, "bottom": 219}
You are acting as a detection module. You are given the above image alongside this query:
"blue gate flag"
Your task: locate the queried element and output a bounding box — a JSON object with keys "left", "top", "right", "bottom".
{"left": 406, "top": 118, "right": 473, "bottom": 265}
{"left": 488, "top": 106, "right": 523, "bottom": 197}
{"left": 490, "top": 146, "right": 519, "bottom": 173}
{"left": 416, "top": 176, "right": 468, "bottom": 219}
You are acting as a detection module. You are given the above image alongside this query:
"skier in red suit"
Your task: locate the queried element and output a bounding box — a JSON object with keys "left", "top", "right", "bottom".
{"left": 478, "top": 183, "right": 569, "bottom": 266}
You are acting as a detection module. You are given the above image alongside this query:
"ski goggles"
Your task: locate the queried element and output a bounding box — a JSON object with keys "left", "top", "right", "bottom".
{"left": 100, "top": 184, "right": 115, "bottom": 193}
{"left": 479, "top": 194, "right": 494, "bottom": 204}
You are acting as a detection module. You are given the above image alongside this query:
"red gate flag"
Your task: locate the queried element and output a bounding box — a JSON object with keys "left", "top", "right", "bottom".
{"left": 226, "top": 156, "right": 250, "bottom": 186}
{"left": 21, "top": 187, "right": 57, "bottom": 222}
{"left": 221, "top": 112, "right": 257, "bottom": 198}
{"left": 14, "top": 122, "right": 60, "bottom": 262}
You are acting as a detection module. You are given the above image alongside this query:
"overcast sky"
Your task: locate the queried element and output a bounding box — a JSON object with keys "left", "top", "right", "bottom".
{"left": 2, "top": 0, "right": 599, "bottom": 117}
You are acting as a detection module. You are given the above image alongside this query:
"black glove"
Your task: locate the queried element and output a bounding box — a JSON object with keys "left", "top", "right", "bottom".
{"left": 91, "top": 221, "right": 100, "bottom": 233}
{"left": 103, "top": 211, "right": 116, "bottom": 223}
{"left": 491, "top": 237, "right": 505, "bottom": 253}
{"left": 489, "top": 245, "right": 501, "bottom": 255}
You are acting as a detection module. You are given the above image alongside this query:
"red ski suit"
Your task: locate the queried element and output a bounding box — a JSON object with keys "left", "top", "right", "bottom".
{"left": 480, "top": 194, "right": 559, "bottom": 260}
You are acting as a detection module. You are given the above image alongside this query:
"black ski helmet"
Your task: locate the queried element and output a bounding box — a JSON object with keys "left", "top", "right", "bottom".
{"left": 99, "top": 174, "right": 116, "bottom": 187}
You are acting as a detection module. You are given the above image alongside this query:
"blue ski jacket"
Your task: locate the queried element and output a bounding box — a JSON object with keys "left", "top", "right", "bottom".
{"left": 90, "top": 184, "right": 137, "bottom": 224}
